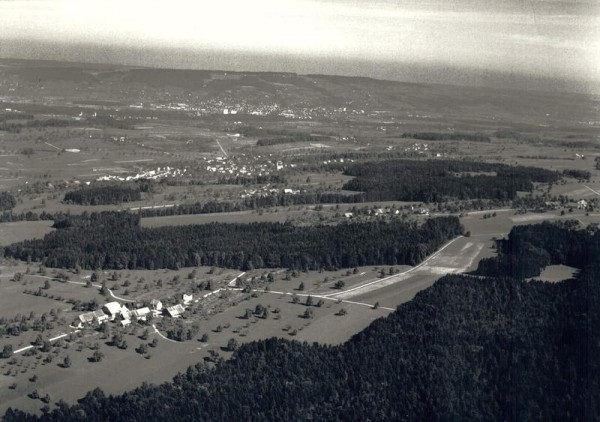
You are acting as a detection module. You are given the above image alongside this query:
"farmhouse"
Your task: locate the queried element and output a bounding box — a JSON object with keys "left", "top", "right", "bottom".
{"left": 77, "top": 310, "right": 108, "bottom": 326}
{"left": 164, "top": 304, "right": 186, "bottom": 318}
{"left": 103, "top": 301, "right": 124, "bottom": 320}
{"left": 132, "top": 307, "right": 151, "bottom": 321}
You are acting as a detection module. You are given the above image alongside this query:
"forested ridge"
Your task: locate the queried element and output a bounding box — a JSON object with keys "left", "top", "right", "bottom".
{"left": 4, "top": 212, "right": 463, "bottom": 270}
{"left": 342, "top": 159, "right": 559, "bottom": 202}
{"left": 4, "top": 223, "right": 598, "bottom": 421}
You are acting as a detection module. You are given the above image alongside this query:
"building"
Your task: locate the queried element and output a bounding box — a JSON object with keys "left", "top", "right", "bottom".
{"left": 132, "top": 307, "right": 151, "bottom": 321}
{"left": 164, "top": 304, "right": 186, "bottom": 318}
{"left": 578, "top": 199, "right": 588, "bottom": 209}
{"left": 77, "top": 309, "right": 109, "bottom": 327}
{"left": 151, "top": 299, "right": 163, "bottom": 311}
{"left": 182, "top": 294, "right": 193, "bottom": 306}
{"left": 102, "top": 301, "right": 124, "bottom": 320}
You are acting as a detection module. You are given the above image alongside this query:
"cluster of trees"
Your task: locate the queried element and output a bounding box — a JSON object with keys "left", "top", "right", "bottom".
{"left": 494, "top": 130, "right": 598, "bottom": 149}
{"left": 0, "top": 118, "right": 75, "bottom": 133}
{"left": 401, "top": 132, "right": 491, "bottom": 142}
{"left": 4, "top": 211, "right": 463, "bottom": 271}
{"left": 0, "top": 113, "right": 34, "bottom": 122}
{"left": 476, "top": 220, "right": 600, "bottom": 279}
{"left": 5, "top": 228, "right": 598, "bottom": 420}
{"left": 64, "top": 184, "right": 143, "bottom": 205}
{"left": 562, "top": 169, "right": 591, "bottom": 180}
{"left": 256, "top": 133, "right": 326, "bottom": 146}
{"left": 0, "top": 192, "right": 16, "bottom": 211}
{"left": 342, "top": 159, "right": 559, "bottom": 202}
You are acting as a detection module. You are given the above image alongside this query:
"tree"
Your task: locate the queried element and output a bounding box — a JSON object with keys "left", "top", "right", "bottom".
{"left": 62, "top": 355, "right": 72, "bottom": 368}
{"left": 1, "top": 344, "right": 13, "bottom": 358}
{"left": 90, "top": 350, "right": 104, "bottom": 362}
{"left": 43, "top": 280, "right": 51, "bottom": 290}
{"left": 303, "top": 308, "right": 314, "bottom": 319}
{"left": 227, "top": 338, "right": 238, "bottom": 352}
{"left": 298, "top": 282, "right": 305, "bottom": 291}
{"left": 334, "top": 280, "right": 345, "bottom": 289}
{"left": 373, "top": 302, "right": 380, "bottom": 310}
{"left": 337, "top": 308, "right": 347, "bottom": 316}
{"left": 305, "top": 295, "right": 314, "bottom": 306}
{"left": 100, "top": 281, "right": 109, "bottom": 297}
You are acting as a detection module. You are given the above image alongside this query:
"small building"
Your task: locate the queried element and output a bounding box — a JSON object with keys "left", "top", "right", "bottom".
{"left": 120, "top": 307, "right": 131, "bottom": 321}
{"left": 164, "top": 304, "right": 186, "bottom": 318}
{"left": 182, "top": 294, "right": 193, "bottom": 306}
{"left": 578, "top": 199, "right": 588, "bottom": 209}
{"left": 78, "top": 312, "right": 96, "bottom": 325}
{"left": 344, "top": 212, "right": 353, "bottom": 218}
{"left": 79, "top": 309, "right": 108, "bottom": 326}
{"left": 151, "top": 299, "right": 163, "bottom": 311}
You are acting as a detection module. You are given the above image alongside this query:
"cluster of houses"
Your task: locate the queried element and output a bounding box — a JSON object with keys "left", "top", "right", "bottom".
{"left": 97, "top": 166, "right": 187, "bottom": 182}
{"left": 76, "top": 294, "right": 196, "bottom": 328}
{"left": 203, "top": 156, "right": 297, "bottom": 178}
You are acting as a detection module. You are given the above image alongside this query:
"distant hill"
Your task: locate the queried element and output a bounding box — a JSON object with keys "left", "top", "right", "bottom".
{"left": 0, "top": 58, "right": 597, "bottom": 130}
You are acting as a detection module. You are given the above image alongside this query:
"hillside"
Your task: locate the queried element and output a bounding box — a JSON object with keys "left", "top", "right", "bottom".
{"left": 4, "top": 223, "right": 598, "bottom": 421}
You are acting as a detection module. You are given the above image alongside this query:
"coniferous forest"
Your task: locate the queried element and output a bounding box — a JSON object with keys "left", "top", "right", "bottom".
{"left": 3, "top": 212, "right": 463, "bottom": 270}
{"left": 342, "top": 159, "right": 559, "bottom": 202}
{"left": 4, "top": 221, "right": 598, "bottom": 422}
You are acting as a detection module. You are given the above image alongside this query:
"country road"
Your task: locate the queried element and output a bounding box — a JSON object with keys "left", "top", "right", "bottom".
{"left": 326, "top": 235, "right": 491, "bottom": 306}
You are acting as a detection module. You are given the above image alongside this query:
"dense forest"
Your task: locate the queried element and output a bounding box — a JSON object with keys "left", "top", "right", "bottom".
{"left": 4, "top": 212, "right": 463, "bottom": 270}
{"left": 342, "top": 159, "right": 559, "bottom": 202}
{"left": 476, "top": 220, "right": 600, "bottom": 279}
{"left": 63, "top": 184, "right": 143, "bottom": 205}
{"left": 0, "top": 192, "right": 16, "bottom": 211}
{"left": 401, "top": 132, "right": 491, "bottom": 142}
{"left": 5, "top": 223, "right": 598, "bottom": 421}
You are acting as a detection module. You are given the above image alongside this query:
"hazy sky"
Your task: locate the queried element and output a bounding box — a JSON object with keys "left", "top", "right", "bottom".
{"left": 0, "top": 0, "right": 598, "bottom": 87}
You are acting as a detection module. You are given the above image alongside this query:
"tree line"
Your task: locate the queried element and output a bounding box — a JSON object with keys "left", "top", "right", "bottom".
{"left": 4, "top": 212, "right": 463, "bottom": 271}
{"left": 401, "top": 132, "right": 491, "bottom": 142}
{"left": 64, "top": 184, "right": 144, "bottom": 206}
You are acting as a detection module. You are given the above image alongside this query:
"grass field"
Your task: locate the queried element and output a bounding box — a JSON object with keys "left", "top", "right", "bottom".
{"left": 0, "top": 221, "right": 54, "bottom": 246}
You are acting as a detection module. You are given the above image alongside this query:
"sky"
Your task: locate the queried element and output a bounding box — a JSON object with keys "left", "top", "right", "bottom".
{"left": 0, "top": 0, "right": 598, "bottom": 91}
